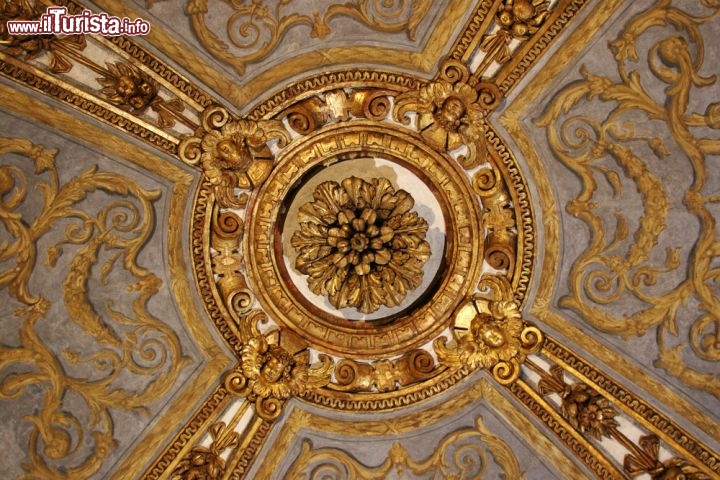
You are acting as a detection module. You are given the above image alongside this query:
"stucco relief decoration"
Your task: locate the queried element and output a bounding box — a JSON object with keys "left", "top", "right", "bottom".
{"left": 225, "top": 313, "right": 333, "bottom": 420}
{"left": 394, "top": 61, "right": 500, "bottom": 169}
{"left": 624, "top": 434, "right": 711, "bottom": 480}
{"left": 3, "top": 0, "right": 720, "bottom": 477}
{"left": 435, "top": 276, "right": 542, "bottom": 384}
{"left": 528, "top": 359, "right": 712, "bottom": 479}
{"left": 97, "top": 61, "right": 159, "bottom": 113}
{"left": 477, "top": 0, "right": 550, "bottom": 72}
{"left": 184, "top": 0, "right": 432, "bottom": 75}
{"left": 190, "top": 73, "right": 536, "bottom": 416}
{"left": 178, "top": 105, "right": 289, "bottom": 207}
{"left": 536, "top": 1, "right": 720, "bottom": 396}
{"left": 0, "top": 137, "right": 186, "bottom": 478}
{"left": 285, "top": 416, "right": 523, "bottom": 479}
{"left": 291, "top": 176, "right": 431, "bottom": 313}
{"left": 496, "top": 0, "right": 550, "bottom": 37}
{"left": 171, "top": 422, "right": 239, "bottom": 480}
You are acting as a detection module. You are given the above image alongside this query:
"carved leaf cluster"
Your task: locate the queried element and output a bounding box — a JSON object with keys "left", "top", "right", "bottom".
{"left": 291, "top": 176, "right": 430, "bottom": 313}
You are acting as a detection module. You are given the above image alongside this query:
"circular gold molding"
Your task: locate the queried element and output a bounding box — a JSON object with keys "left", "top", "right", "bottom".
{"left": 246, "top": 121, "right": 482, "bottom": 358}
{"left": 189, "top": 68, "right": 536, "bottom": 411}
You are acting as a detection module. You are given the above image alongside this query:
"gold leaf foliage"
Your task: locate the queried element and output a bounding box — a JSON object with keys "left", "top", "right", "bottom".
{"left": 186, "top": 0, "right": 432, "bottom": 76}
{"left": 291, "top": 176, "right": 431, "bottom": 314}
{"left": 178, "top": 105, "right": 290, "bottom": 208}
{"left": 535, "top": 1, "right": 720, "bottom": 396}
{"left": 285, "top": 416, "right": 524, "bottom": 479}
{"left": 225, "top": 315, "right": 333, "bottom": 420}
{"left": 435, "top": 275, "right": 542, "bottom": 384}
{"left": 0, "top": 136, "right": 188, "bottom": 478}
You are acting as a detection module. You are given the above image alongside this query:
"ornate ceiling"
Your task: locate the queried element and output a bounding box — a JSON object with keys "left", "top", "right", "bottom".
{"left": 0, "top": 0, "right": 718, "bottom": 479}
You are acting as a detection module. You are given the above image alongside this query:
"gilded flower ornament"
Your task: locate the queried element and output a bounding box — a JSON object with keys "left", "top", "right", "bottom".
{"left": 560, "top": 383, "right": 619, "bottom": 440}
{"left": 496, "top": 0, "right": 550, "bottom": 38}
{"left": 434, "top": 276, "right": 542, "bottom": 384}
{"left": 171, "top": 423, "right": 238, "bottom": 480}
{"left": 178, "top": 106, "right": 290, "bottom": 207}
{"left": 97, "top": 62, "right": 158, "bottom": 113}
{"left": 291, "top": 176, "right": 431, "bottom": 314}
{"left": 395, "top": 79, "right": 486, "bottom": 151}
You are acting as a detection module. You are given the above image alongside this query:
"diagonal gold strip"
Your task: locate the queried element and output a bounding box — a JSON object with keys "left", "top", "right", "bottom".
{"left": 494, "top": 0, "right": 593, "bottom": 96}
{"left": 543, "top": 338, "right": 720, "bottom": 478}
{"left": 0, "top": 53, "right": 180, "bottom": 156}
{"left": 49, "top": 0, "right": 215, "bottom": 113}
{"left": 225, "top": 416, "right": 273, "bottom": 480}
{"left": 139, "top": 386, "right": 231, "bottom": 480}
{"left": 499, "top": 0, "right": 720, "bottom": 443}
{"left": 446, "top": 0, "right": 499, "bottom": 64}
{"left": 509, "top": 379, "right": 625, "bottom": 479}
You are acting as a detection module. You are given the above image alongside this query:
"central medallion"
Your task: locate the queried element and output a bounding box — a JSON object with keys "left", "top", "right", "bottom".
{"left": 291, "top": 176, "right": 431, "bottom": 314}
{"left": 191, "top": 68, "right": 536, "bottom": 408}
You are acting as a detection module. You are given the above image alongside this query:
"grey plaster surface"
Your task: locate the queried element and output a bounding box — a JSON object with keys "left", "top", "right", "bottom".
{"left": 0, "top": 110, "right": 208, "bottom": 479}
{"left": 506, "top": 0, "right": 720, "bottom": 438}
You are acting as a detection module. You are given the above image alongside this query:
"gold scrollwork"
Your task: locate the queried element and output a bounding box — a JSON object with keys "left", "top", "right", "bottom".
{"left": 536, "top": 1, "right": 720, "bottom": 396}
{"left": 191, "top": 72, "right": 535, "bottom": 412}
{"left": 285, "top": 416, "right": 523, "bottom": 479}
{"left": 476, "top": 0, "right": 550, "bottom": 76}
{"left": 394, "top": 61, "right": 500, "bottom": 169}
{"left": 524, "top": 357, "right": 714, "bottom": 479}
{"left": 0, "top": 136, "right": 187, "bottom": 478}
{"left": 186, "top": 0, "right": 432, "bottom": 76}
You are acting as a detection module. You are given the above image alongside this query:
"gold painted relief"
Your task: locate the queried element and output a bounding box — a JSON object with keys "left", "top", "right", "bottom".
{"left": 291, "top": 176, "right": 431, "bottom": 313}
{"left": 186, "top": 0, "right": 432, "bottom": 76}
{"left": 285, "top": 416, "right": 523, "bottom": 479}
{"left": 255, "top": 378, "right": 589, "bottom": 479}
{"left": 536, "top": 1, "right": 720, "bottom": 396}
{"left": 513, "top": 340, "right": 720, "bottom": 478}
{"left": 0, "top": 136, "right": 188, "bottom": 478}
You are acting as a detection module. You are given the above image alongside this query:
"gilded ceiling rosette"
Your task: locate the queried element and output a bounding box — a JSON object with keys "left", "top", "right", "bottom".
{"left": 291, "top": 176, "right": 431, "bottom": 314}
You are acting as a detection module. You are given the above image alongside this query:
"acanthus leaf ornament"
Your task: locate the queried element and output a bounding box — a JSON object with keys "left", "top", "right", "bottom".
{"left": 97, "top": 61, "right": 159, "bottom": 113}
{"left": 495, "top": 0, "right": 550, "bottom": 38}
{"left": 434, "top": 275, "right": 542, "bottom": 384}
{"left": 536, "top": 0, "right": 720, "bottom": 397}
{"left": 291, "top": 176, "right": 431, "bottom": 314}
{"left": 178, "top": 105, "right": 290, "bottom": 208}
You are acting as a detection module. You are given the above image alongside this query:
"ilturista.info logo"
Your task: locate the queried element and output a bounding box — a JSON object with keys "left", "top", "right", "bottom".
{"left": 6, "top": 7, "right": 150, "bottom": 36}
